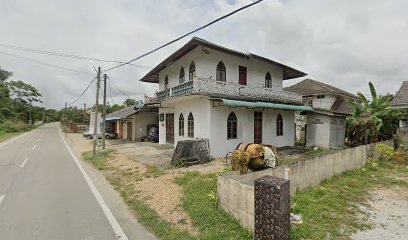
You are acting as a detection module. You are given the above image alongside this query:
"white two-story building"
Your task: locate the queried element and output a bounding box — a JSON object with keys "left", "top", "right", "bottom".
{"left": 141, "top": 37, "right": 312, "bottom": 158}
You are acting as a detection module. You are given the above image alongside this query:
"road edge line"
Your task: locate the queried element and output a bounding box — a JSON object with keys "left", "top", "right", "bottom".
{"left": 58, "top": 126, "right": 128, "bottom": 240}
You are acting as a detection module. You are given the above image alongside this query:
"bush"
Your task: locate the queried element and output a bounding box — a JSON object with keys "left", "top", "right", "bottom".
{"left": 0, "top": 120, "right": 32, "bottom": 134}
{"left": 375, "top": 144, "right": 394, "bottom": 161}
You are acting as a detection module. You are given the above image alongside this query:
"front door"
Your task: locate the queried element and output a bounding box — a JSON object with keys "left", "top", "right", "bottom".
{"left": 127, "top": 122, "right": 132, "bottom": 141}
{"left": 166, "top": 113, "right": 174, "bottom": 144}
{"left": 239, "top": 66, "right": 247, "bottom": 86}
{"left": 254, "top": 112, "right": 262, "bottom": 144}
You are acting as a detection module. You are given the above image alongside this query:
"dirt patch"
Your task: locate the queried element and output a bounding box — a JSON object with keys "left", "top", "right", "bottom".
{"left": 67, "top": 133, "right": 198, "bottom": 236}
{"left": 352, "top": 186, "right": 408, "bottom": 240}
{"left": 137, "top": 173, "right": 199, "bottom": 236}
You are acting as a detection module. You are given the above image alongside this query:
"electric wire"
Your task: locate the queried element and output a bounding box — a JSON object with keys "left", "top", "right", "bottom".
{"left": 0, "top": 50, "right": 94, "bottom": 76}
{"left": 0, "top": 42, "right": 155, "bottom": 70}
{"left": 108, "top": 76, "right": 131, "bottom": 99}
{"left": 68, "top": 76, "right": 97, "bottom": 105}
{"left": 103, "top": 0, "right": 264, "bottom": 73}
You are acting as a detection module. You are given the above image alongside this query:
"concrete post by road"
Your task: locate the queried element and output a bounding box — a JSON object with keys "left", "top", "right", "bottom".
{"left": 92, "top": 67, "right": 101, "bottom": 156}
{"left": 102, "top": 74, "right": 107, "bottom": 150}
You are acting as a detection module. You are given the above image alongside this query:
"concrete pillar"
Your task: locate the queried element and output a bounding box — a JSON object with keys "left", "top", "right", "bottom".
{"left": 254, "top": 175, "right": 290, "bottom": 240}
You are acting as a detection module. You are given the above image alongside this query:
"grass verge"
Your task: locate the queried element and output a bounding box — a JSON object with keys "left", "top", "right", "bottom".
{"left": 0, "top": 131, "right": 24, "bottom": 142}
{"left": 291, "top": 160, "right": 408, "bottom": 239}
{"left": 175, "top": 172, "right": 253, "bottom": 240}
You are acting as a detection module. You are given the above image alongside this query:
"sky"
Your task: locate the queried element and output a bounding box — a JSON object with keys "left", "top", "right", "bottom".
{"left": 0, "top": 0, "right": 407, "bottom": 109}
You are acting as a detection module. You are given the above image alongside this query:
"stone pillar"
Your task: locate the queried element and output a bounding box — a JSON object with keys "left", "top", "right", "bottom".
{"left": 254, "top": 175, "right": 290, "bottom": 240}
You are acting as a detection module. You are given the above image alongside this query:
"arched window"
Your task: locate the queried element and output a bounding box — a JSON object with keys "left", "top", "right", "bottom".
{"left": 179, "top": 113, "right": 184, "bottom": 136}
{"left": 276, "top": 114, "right": 283, "bottom": 136}
{"left": 265, "top": 72, "right": 272, "bottom": 88}
{"left": 179, "top": 67, "right": 185, "bottom": 84}
{"left": 187, "top": 112, "right": 194, "bottom": 138}
{"left": 164, "top": 75, "right": 169, "bottom": 90}
{"left": 227, "top": 112, "right": 237, "bottom": 139}
{"left": 216, "top": 61, "right": 226, "bottom": 82}
{"left": 189, "top": 61, "right": 195, "bottom": 81}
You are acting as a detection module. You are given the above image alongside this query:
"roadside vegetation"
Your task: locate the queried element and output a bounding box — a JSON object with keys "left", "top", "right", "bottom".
{"left": 81, "top": 148, "right": 252, "bottom": 240}
{"left": 291, "top": 142, "right": 408, "bottom": 240}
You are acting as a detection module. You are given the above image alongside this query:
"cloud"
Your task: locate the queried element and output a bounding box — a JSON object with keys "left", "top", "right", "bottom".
{"left": 0, "top": 0, "right": 407, "bottom": 109}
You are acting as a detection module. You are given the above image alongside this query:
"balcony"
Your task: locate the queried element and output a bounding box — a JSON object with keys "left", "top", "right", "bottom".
{"left": 155, "top": 77, "right": 302, "bottom": 104}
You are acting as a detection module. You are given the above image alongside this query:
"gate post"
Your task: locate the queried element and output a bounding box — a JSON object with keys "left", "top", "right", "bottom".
{"left": 254, "top": 175, "right": 290, "bottom": 240}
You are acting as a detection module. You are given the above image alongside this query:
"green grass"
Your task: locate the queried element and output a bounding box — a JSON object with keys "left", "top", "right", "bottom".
{"left": 82, "top": 149, "right": 116, "bottom": 170}
{"left": 143, "top": 165, "right": 166, "bottom": 178}
{"left": 175, "top": 172, "right": 253, "bottom": 240}
{"left": 291, "top": 160, "right": 408, "bottom": 240}
{"left": 0, "top": 131, "right": 24, "bottom": 142}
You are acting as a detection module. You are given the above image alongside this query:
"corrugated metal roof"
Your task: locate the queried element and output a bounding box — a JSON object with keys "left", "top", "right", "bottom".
{"left": 221, "top": 99, "right": 314, "bottom": 112}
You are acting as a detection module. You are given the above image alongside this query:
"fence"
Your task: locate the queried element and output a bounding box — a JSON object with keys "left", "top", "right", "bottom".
{"left": 217, "top": 140, "right": 393, "bottom": 231}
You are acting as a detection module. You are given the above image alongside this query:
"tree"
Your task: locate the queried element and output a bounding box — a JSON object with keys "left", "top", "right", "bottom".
{"left": 0, "top": 67, "right": 12, "bottom": 83}
{"left": 122, "top": 98, "right": 142, "bottom": 107}
{"left": 7, "top": 80, "right": 42, "bottom": 123}
{"left": 347, "top": 82, "right": 396, "bottom": 145}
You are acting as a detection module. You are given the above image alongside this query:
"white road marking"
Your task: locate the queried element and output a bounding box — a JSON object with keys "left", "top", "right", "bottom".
{"left": 20, "top": 158, "right": 29, "bottom": 168}
{"left": 0, "top": 195, "right": 5, "bottom": 206}
{"left": 32, "top": 145, "right": 36, "bottom": 151}
{"left": 58, "top": 126, "right": 128, "bottom": 240}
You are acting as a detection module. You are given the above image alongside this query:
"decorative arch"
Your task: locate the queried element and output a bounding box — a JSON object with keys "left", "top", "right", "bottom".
{"left": 276, "top": 114, "right": 283, "bottom": 136}
{"left": 189, "top": 61, "right": 195, "bottom": 81}
{"left": 216, "top": 61, "right": 226, "bottom": 82}
{"left": 179, "top": 113, "right": 184, "bottom": 136}
{"left": 187, "top": 112, "right": 194, "bottom": 138}
{"left": 265, "top": 72, "right": 272, "bottom": 88}
{"left": 179, "top": 67, "right": 185, "bottom": 84}
{"left": 227, "top": 112, "right": 237, "bottom": 139}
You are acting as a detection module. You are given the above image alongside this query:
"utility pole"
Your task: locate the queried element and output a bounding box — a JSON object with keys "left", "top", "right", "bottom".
{"left": 93, "top": 67, "right": 101, "bottom": 156}
{"left": 101, "top": 74, "right": 107, "bottom": 150}
{"left": 64, "top": 101, "right": 67, "bottom": 137}
{"left": 83, "top": 103, "right": 86, "bottom": 124}
{"left": 28, "top": 100, "right": 32, "bottom": 125}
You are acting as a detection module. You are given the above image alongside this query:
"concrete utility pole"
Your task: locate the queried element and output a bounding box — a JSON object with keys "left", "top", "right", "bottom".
{"left": 64, "top": 101, "right": 67, "bottom": 137}
{"left": 28, "top": 100, "right": 32, "bottom": 125}
{"left": 93, "top": 67, "right": 101, "bottom": 156}
{"left": 102, "top": 74, "right": 107, "bottom": 150}
{"left": 83, "top": 103, "right": 86, "bottom": 124}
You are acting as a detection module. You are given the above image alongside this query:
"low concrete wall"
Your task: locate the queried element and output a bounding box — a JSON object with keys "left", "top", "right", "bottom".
{"left": 217, "top": 140, "right": 393, "bottom": 231}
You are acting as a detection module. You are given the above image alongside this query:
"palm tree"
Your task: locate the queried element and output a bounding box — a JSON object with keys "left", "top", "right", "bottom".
{"left": 348, "top": 82, "right": 392, "bottom": 144}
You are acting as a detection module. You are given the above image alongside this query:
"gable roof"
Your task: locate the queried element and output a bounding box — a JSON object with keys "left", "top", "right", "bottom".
{"left": 106, "top": 105, "right": 138, "bottom": 120}
{"left": 285, "top": 79, "right": 358, "bottom": 99}
{"left": 391, "top": 81, "right": 408, "bottom": 109}
{"left": 140, "top": 37, "right": 307, "bottom": 83}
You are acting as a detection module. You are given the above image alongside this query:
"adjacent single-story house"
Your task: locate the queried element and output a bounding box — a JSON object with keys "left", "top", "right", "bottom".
{"left": 391, "top": 81, "right": 408, "bottom": 131}
{"left": 286, "top": 79, "right": 358, "bottom": 148}
{"left": 106, "top": 104, "right": 159, "bottom": 141}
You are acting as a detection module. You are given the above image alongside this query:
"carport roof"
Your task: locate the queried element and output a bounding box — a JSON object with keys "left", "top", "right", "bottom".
{"left": 217, "top": 98, "right": 314, "bottom": 112}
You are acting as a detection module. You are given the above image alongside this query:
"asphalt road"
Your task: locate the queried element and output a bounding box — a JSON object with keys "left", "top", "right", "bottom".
{"left": 0, "top": 123, "right": 135, "bottom": 239}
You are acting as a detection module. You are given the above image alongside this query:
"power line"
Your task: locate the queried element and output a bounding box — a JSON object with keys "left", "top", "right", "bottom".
{"left": 68, "top": 76, "right": 97, "bottom": 105}
{"left": 0, "top": 42, "right": 156, "bottom": 70}
{"left": 103, "top": 0, "right": 264, "bottom": 73}
{"left": 0, "top": 50, "right": 94, "bottom": 76}
{"left": 108, "top": 76, "right": 132, "bottom": 99}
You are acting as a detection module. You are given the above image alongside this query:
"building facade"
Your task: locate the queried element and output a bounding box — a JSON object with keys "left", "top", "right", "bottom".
{"left": 141, "top": 37, "right": 311, "bottom": 157}
{"left": 286, "top": 79, "right": 358, "bottom": 148}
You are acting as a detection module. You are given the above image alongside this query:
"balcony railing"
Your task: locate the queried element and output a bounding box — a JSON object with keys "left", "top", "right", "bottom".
{"left": 155, "top": 77, "right": 302, "bottom": 104}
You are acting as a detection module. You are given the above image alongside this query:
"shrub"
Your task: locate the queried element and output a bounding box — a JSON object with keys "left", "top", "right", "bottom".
{"left": 375, "top": 144, "right": 394, "bottom": 161}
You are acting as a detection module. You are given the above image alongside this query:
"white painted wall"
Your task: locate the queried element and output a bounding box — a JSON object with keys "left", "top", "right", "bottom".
{"left": 209, "top": 106, "right": 295, "bottom": 157}
{"left": 158, "top": 46, "right": 284, "bottom": 91}
{"left": 306, "top": 113, "right": 346, "bottom": 148}
{"left": 310, "top": 95, "right": 337, "bottom": 110}
{"left": 159, "top": 96, "right": 211, "bottom": 145}
{"left": 159, "top": 96, "right": 296, "bottom": 158}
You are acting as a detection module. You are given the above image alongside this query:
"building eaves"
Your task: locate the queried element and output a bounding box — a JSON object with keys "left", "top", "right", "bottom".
{"left": 140, "top": 37, "right": 307, "bottom": 83}
{"left": 285, "top": 79, "right": 358, "bottom": 99}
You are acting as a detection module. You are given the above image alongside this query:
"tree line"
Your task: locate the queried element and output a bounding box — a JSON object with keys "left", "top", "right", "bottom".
{"left": 0, "top": 66, "right": 143, "bottom": 134}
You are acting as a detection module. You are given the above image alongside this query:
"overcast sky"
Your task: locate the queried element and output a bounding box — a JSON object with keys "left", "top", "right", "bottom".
{"left": 1, "top": 0, "right": 407, "bottom": 109}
